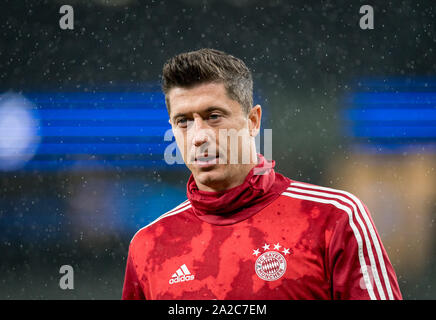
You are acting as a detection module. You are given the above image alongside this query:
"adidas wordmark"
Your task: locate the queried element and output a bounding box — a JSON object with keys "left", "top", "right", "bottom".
{"left": 169, "top": 264, "right": 195, "bottom": 285}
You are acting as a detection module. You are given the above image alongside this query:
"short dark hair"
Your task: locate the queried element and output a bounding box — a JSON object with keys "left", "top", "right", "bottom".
{"left": 162, "top": 48, "right": 253, "bottom": 115}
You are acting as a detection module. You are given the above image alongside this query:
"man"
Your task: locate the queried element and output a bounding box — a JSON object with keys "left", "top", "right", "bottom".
{"left": 122, "top": 48, "right": 402, "bottom": 300}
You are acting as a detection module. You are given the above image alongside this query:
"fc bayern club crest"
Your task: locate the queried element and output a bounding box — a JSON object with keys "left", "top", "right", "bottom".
{"left": 252, "top": 242, "right": 292, "bottom": 281}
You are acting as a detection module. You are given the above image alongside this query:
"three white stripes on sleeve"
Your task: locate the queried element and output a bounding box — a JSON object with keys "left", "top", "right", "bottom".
{"left": 282, "top": 182, "right": 394, "bottom": 300}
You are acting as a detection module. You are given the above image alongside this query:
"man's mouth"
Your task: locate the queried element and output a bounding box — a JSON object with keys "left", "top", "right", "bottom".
{"left": 194, "top": 154, "right": 219, "bottom": 166}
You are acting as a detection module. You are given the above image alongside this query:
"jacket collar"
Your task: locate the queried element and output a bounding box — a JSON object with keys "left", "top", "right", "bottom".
{"left": 186, "top": 154, "right": 290, "bottom": 225}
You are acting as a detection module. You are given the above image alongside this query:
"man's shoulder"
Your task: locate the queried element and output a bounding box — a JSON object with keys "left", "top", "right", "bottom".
{"left": 129, "top": 199, "right": 192, "bottom": 246}
{"left": 280, "top": 179, "right": 368, "bottom": 217}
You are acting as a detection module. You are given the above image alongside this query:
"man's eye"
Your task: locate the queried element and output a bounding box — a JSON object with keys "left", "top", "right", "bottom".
{"left": 176, "top": 118, "right": 188, "bottom": 126}
{"left": 209, "top": 114, "right": 221, "bottom": 120}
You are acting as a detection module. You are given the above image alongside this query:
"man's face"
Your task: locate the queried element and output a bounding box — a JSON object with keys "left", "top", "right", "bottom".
{"left": 168, "top": 82, "right": 260, "bottom": 191}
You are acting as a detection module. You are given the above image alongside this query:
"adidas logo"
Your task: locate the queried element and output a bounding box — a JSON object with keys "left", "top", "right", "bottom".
{"left": 169, "top": 264, "right": 195, "bottom": 285}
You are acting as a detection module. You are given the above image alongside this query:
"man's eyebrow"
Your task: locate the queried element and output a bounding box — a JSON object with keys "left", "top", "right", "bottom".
{"left": 204, "top": 106, "right": 229, "bottom": 114}
{"left": 171, "top": 106, "right": 229, "bottom": 122}
{"left": 171, "top": 112, "right": 187, "bottom": 122}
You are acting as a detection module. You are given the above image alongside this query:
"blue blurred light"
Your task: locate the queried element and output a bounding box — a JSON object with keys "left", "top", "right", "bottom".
{"left": 39, "top": 126, "right": 170, "bottom": 136}
{"left": 350, "top": 92, "right": 436, "bottom": 106}
{"left": 28, "top": 143, "right": 165, "bottom": 155}
{"left": 38, "top": 109, "right": 168, "bottom": 120}
{"left": 346, "top": 109, "right": 436, "bottom": 121}
{"left": 352, "top": 126, "right": 436, "bottom": 138}
{"left": 343, "top": 77, "right": 436, "bottom": 153}
{"left": 0, "top": 93, "right": 41, "bottom": 171}
{"left": 4, "top": 90, "right": 180, "bottom": 171}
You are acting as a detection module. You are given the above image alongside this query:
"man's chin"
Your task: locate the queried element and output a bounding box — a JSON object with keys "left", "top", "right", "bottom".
{"left": 192, "top": 168, "right": 227, "bottom": 190}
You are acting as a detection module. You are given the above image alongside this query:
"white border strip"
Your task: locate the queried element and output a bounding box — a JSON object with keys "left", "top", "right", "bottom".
{"left": 282, "top": 191, "right": 377, "bottom": 300}
{"left": 130, "top": 200, "right": 191, "bottom": 244}
{"left": 287, "top": 186, "right": 385, "bottom": 300}
{"left": 290, "top": 182, "right": 394, "bottom": 300}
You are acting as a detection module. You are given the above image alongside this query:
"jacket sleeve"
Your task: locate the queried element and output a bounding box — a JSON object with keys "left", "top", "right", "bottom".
{"left": 328, "top": 199, "right": 402, "bottom": 300}
{"left": 121, "top": 247, "right": 146, "bottom": 300}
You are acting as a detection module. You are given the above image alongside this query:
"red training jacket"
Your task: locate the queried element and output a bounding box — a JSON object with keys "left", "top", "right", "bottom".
{"left": 122, "top": 155, "right": 402, "bottom": 300}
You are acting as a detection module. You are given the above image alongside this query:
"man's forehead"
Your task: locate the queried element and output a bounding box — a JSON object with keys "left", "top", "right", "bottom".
{"left": 169, "top": 82, "right": 227, "bottom": 101}
{"left": 168, "top": 82, "right": 232, "bottom": 115}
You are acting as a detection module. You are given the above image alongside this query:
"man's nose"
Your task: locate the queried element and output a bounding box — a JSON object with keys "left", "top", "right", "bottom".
{"left": 190, "top": 117, "right": 209, "bottom": 147}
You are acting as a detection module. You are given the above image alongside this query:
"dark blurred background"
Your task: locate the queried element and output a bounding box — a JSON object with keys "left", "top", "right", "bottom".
{"left": 0, "top": 0, "right": 435, "bottom": 299}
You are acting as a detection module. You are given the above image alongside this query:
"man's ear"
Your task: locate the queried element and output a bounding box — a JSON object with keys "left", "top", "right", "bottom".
{"left": 248, "top": 104, "right": 262, "bottom": 137}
